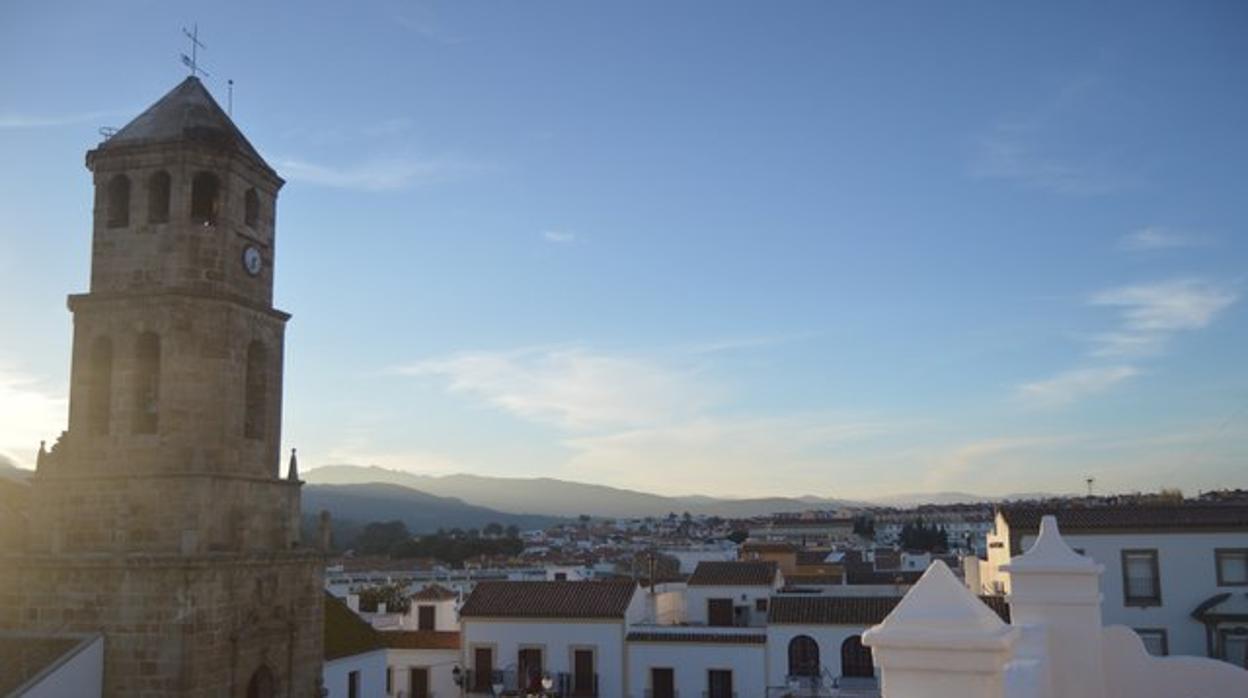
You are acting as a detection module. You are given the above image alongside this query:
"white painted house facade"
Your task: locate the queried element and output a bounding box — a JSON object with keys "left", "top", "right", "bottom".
{"left": 973, "top": 504, "right": 1248, "bottom": 661}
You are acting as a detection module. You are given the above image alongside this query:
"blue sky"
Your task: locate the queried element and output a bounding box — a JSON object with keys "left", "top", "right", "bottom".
{"left": 1, "top": 1, "right": 1245, "bottom": 498}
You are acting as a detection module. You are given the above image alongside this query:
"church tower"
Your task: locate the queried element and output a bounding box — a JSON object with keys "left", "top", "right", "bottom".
{"left": 0, "top": 77, "right": 324, "bottom": 697}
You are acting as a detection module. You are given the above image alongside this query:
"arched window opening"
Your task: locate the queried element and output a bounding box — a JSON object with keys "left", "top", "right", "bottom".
{"left": 244, "top": 340, "right": 267, "bottom": 439}
{"left": 841, "top": 635, "right": 874, "bottom": 678}
{"left": 244, "top": 188, "right": 259, "bottom": 228}
{"left": 246, "top": 665, "right": 275, "bottom": 698}
{"left": 86, "top": 337, "right": 113, "bottom": 436}
{"left": 190, "top": 172, "right": 220, "bottom": 225}
{"left": 788, "top": 635, "right": 820, "bottom": 678}
{"left": 133, "top": 332, "right": 160, "bottom": 434}
{"left": 148, "top": 170, "right": 171, "bottom": 223}
{"left": 106, "top": 174, "right": 130, "bottom": 228}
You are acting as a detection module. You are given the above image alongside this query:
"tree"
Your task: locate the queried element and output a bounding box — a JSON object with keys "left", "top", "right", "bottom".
{"left": 505, "top": 524, "right": 520, "bottom": 538}
{"left": 852, "top": 515, "right": 875, "bottom": 538}
{"left": 726, "top": 530, "right": 749, "bottom": 544}
{"left": 898, "top": 518, "right": 948, "bottom": 553}
{"left": 483, "top": 522, "right": 504, "bottom": 537}
{"left": 357, "top": 582, "right": 411, "bottom": 614}
{"left": 355, "top": 520, "right": 411, "bottom": 556}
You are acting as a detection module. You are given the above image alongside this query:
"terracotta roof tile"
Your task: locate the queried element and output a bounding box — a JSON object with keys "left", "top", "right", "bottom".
{"left": 460, "top": 581, "right": 637, "bottom": 619}
{"left": 688, "top": 561, "right": 778, "bottom": 587}
{"left": 768, "top": 595, "right": 1009, "bottom": 625}
{"left": 381, "top": 630, "right": 461, "bottom": 651}
{"left": 1000, "top": 504, "right": 1248, "bottom": 532}
{"left": 626, "top": 632, "right": 766, "bottom": 644}
{"left": 411, "top": 584, "right": 457, "bottom": 601}
{"left": 324, "top": 593, "right": 384, "bottom": 661}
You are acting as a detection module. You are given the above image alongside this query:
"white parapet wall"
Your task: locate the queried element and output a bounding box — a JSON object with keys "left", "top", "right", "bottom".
{"left": 865, "top": 516, "right": 1248, "bottom": 698}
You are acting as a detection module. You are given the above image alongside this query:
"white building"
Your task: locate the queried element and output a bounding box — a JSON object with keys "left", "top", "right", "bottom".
{"left": 974, "top": 504, "right": 1248, "bottom": 661}
{"left": 324, "top": 594, "right": 389, "bottom": 698}
{"left": 864, "top": 516, "right": 1248, "bottom": 698}
{"left": 458, "top": 580, "right": 646, "bottom": 696}
{"left": 683, "top": 560, "right": 783, "bottom": 627}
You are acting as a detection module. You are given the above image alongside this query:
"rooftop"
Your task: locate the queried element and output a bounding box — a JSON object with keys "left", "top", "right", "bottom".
{"left": 688, "top": 560, "right": 779, "bottom": 587}
{"left": 324, "top": 593, "right": 383, "bottom": 661}
{"left": 999, "top": 504, "right": 1248, "bottom": 533}
{"left": 380, "top": 630, "right": 461, "bottom": 651}
{"left": 460, "top": 580, "right": 637, "bottom": 620}
{"left": 0, "top": 634, "right": 91, "bottom": 696}
{"left": 769, "top": 594, "right": 1010, "bottom": 626}
{"left": 95, "top": 76, "right": 273, "bottom": 174}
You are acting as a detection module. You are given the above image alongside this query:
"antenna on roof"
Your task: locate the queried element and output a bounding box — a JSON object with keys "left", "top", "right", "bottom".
{"left": 98, "top": 126, "right": 118, "bottom": 141}
{"left": 1085, "top": 477, "right": 1095, "bottom": 497}
{"left": 227, "top": 79, "right": 234, "bottom": 116}
{"left": 181, "top": 24, "right": 210, "bottom": 78}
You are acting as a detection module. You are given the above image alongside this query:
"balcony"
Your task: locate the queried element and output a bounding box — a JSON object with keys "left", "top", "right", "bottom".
{"left": 460, "top": 669, "right": 599, "bottom": 697}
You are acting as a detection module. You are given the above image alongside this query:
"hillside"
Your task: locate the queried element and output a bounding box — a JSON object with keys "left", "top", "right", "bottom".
{"left": 302, "top": 482, "right": 559, "bottom": 534}
{"left": 305, "top": 465, "right": 865, "bottom": 518}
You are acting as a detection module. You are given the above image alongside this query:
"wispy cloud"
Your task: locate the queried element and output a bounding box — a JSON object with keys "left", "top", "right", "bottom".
{"left": 0, "top": 366, "right": 66, "bottom": 468}
{"left": 398, "top": 347, "right": 714, "bottom": 431}
{"left": 275, "top": 156, "right": 480, "bottom": 191}
{"left": 924, "top": 434, "right": 1082, "bottom": 489}
{"left": 1090, "top": 279, "right": 1236, "bottom": 333}
{"left": 970, "top": 76, "right": 1137, "bottom": 195}
{"left": 1118, "top": 227, "right": 1207, "bottom": 252}
{"left": 542, "top": 230, "right": 578, "bottom": 244}
{"left": 1019, "top": 278, "right": 1237, "bottom": 404}
{"left": 1017, "top": 366, "right": 1139, "bottom": 408}
{"left": 971, "top": 125, "right": 1136, "bottom": 196}
{"left": 0, "top": 110, "right": 118, "bottom": 129}
{"left": 563, "top": 413, "right": 887, "bottom": 496}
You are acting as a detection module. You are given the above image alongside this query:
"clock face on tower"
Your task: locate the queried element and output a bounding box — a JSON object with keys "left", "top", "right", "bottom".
{"left": 242, "top": 245, "right": 262, "bottom": 276}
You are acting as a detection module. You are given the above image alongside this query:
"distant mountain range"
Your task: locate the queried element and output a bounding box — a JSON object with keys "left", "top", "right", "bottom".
{"left": 870, "top": 491, "right": 1065, "bottom": 507}
{"left": 304, "top": 465, "right": 870, "bottom": 519}
{"left": 302, "top": 482, "right": 558, "bottom": 535}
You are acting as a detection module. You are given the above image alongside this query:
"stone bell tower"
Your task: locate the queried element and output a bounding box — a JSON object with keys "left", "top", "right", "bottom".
{"left": 0, "top": 77, "right": 324, "bottom": 697}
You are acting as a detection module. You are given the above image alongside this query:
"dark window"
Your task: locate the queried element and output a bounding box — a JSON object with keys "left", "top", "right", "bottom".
{"left": 518, "top": 648, "right": 543, "bottom": 692}
{"left": 650, "top": 668, "right": 674, "bottom": 698}
{"left": 841, "top": 635, "right": 874, "bottom": 678}
{"left": 1216, "top": 549, "right": 1248, "bottom": 586}
{"left": 385, "top": 666, "right": 392, "bottom": 694}
{"left": 473, "top": 647, "right": 493, "bottom": 692}
{"left": 244, "top": 188, "right": 260, "bottom": 228}
{"left": 148, "top": 171, "right": 171, "bottom": 223}
{"left": 347, "top": 670, "right": 359, "bottom": 698}
{"left": 788, "top": 635, "right": 820, "bottom": 678}
{"left": 573, "top": 648, "right": 595, "bottom": 696}
{"left": 133, "top": 332, "right": 160, "bottom": 434}
{"left": 1134, "top": 628, "right": 1168, "bottom": 656}
{"left": 190, "top": 171, "right": 220, "bottom": 224}
{"left": 106, "top": 174, "right": 130, "bottom": 227}
{"left": 246, "top": 666, "right": 274, "bottom": 698}
{"left": 410, "top": 667, "right": 430, "bottom": 698}
{"left": 755, "top": 598, "right": 769, "bottom": 613}
{"left": 86, "top": 336, "right": 113, "bottom": 435}
{"left": 417, "top": 604, "right": 435, "bottom": 630}
{"left": 707, "top": 598, "right": 733, "bottom": 627}
{"left": 707, "top": 669, "right": 733, "bottom": 698}
{"left": 554, "top": 572, "right": 568, "bottom": 581}
{"left": 244, "top": 341, "right": 267, "bottom": 439}
{"left": 1222, "top": 630, "right": 1248, "bottom": 668}
{"left": 1121, "top": 549, "right": 1161, "bottom": 606}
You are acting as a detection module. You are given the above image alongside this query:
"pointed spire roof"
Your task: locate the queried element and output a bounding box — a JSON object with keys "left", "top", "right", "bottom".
{"left": 287, "top": 448, "right": 300, "bottom": 481}
{"left": 98, "top": 77, "right": 274, "bottom": 174}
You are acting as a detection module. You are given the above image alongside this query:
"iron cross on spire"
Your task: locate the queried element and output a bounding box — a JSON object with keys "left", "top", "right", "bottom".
{"left": 181, "top": 24, "right": 210, "bottom": 78}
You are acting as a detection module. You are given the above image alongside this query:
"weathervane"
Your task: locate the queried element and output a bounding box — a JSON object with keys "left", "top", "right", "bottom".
{"left": 181, "top": 24, "right": 210, "bottom": 78}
